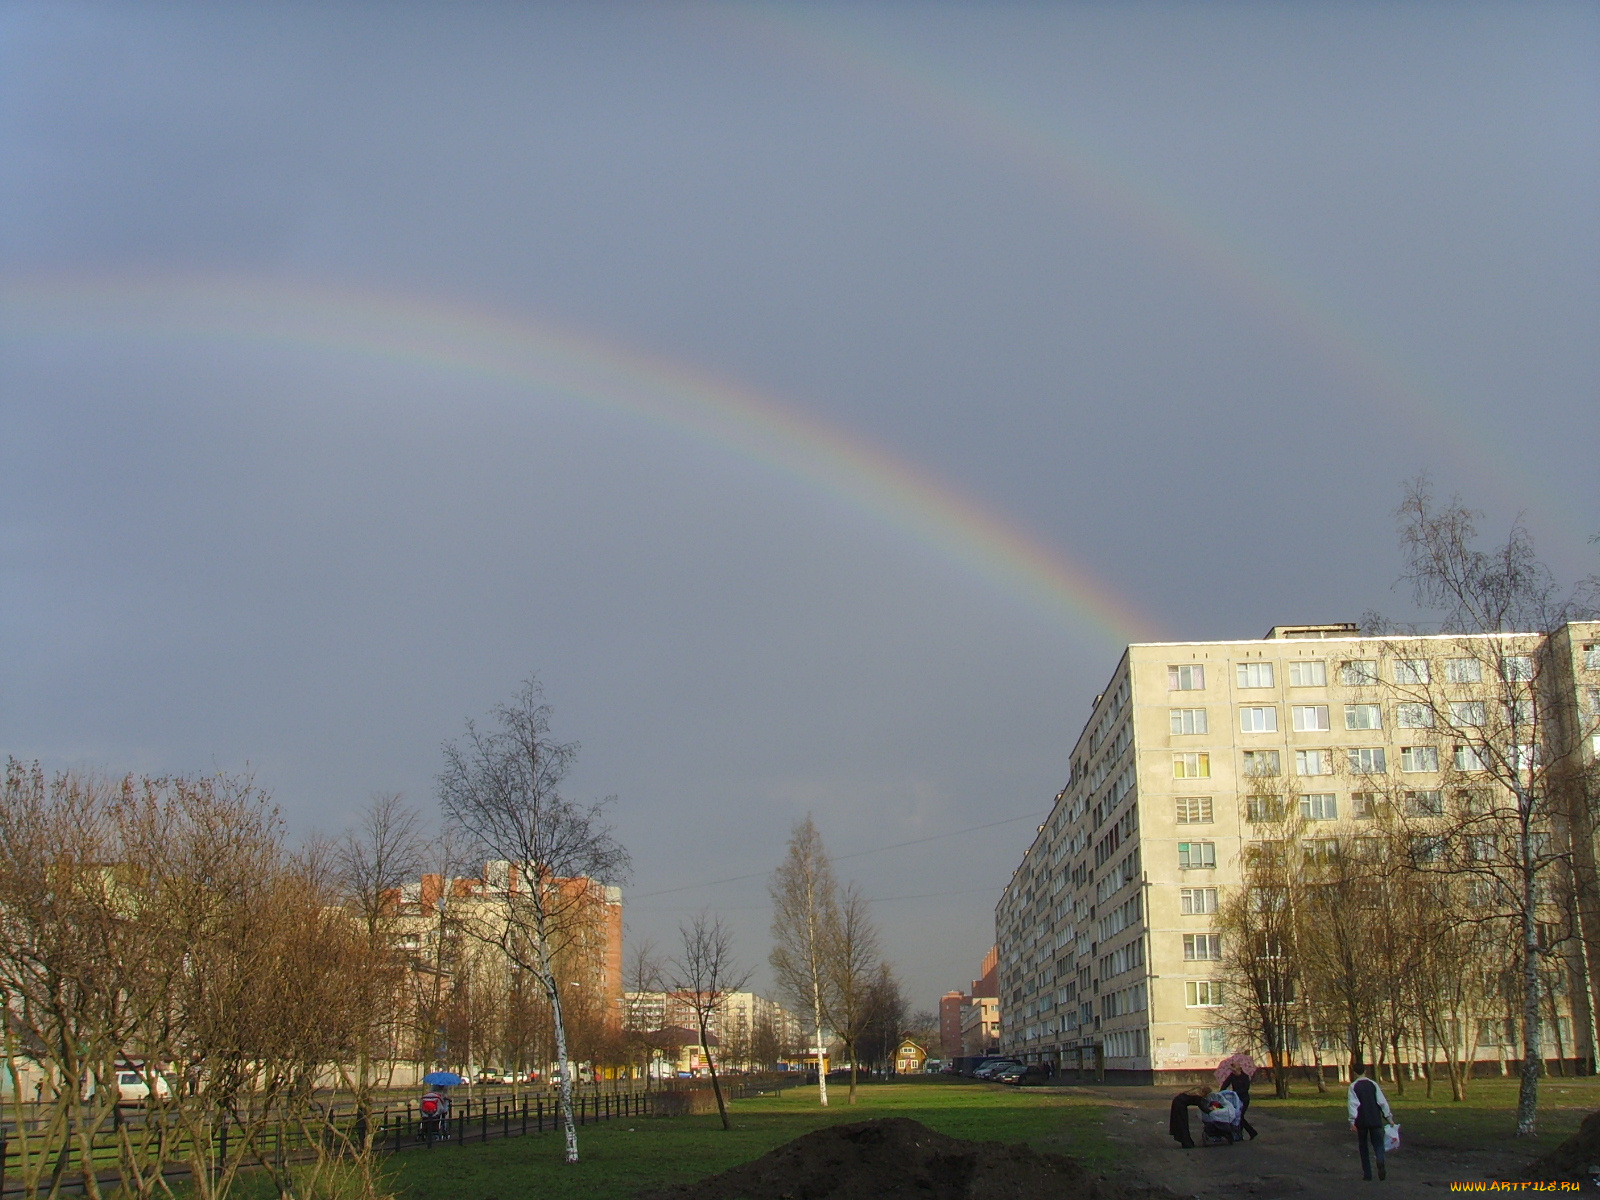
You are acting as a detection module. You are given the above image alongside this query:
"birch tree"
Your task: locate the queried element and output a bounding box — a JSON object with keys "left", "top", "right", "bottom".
{"left": 439, "top": 678, "right": 630, "bottom": 1165}
{"left": 769, "top": 816, "right": 839, "bottom": 1107}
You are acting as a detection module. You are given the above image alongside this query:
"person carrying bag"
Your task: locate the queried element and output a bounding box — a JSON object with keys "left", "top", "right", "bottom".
{"left": 1346, "top": 1063, "right": 1396, "bottom": 1181}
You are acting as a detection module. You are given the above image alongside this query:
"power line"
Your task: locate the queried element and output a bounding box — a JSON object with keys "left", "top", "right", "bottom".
{"left": 627, "top": 808, "right": 1044, "bottom": 902}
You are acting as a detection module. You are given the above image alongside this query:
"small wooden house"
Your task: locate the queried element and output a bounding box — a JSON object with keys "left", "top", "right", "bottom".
{"left": 894, "top": 1039, "right": 928, "bottom": 1074}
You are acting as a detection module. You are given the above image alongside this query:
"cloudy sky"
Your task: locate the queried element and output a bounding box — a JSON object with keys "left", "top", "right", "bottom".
{"left": 3, "top": 2, "right": 1596, "bottom": 1009}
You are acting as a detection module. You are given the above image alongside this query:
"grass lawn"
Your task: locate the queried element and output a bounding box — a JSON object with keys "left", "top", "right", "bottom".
{"left": 1248, "top": 1073, "right": 1600, "bottom": 1151}
{"left": 384, "top": 1079, "right": 1111, "bottom": 1200}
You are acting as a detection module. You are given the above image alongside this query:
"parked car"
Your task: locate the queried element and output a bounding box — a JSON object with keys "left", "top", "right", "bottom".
{"left": 115, "top": 1069, "right": 172, "bottom": 1106}
{"left": 972, "top": 1058, "right": 1020, "bottom": 1079}
{"left": 991, "top": 1064, "right": 1027, "bottom": 1084}
{"left": 1002, "top": 1065, "right": 1050, "bottom": 1086}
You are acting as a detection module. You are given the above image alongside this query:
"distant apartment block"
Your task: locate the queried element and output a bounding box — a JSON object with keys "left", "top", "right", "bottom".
{"left": 996, "top": 622, "right": 1600, "bottom": 1080}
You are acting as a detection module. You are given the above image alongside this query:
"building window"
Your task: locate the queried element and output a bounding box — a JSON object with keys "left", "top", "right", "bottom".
{"left": 1169, "top": 664, "right": 1206, "bottom": 690}
{"left": 1173, "top": 753, "right": 1211, "bottom": 779}
{"left": 1289, "top": 661, "right": 1328, "bottom": 687}
{"left": 1247, "top": 795, "right": 1286, "bottom": 822}
{"left": 1400, "top": 746, "right": 1439, "bottom": 773}
{"left": 1411, "top": 836, "right": 1445, "bottom": 865}
{"left": 1300, "top": 793, "right": 1338, "bottom": 820}
{"left": 1445, "top": 657, "right": 1483, "bottom": 684}
{"left": 1239, "top": 706, "right": 1278, "bottom": 733}
{"left": 1587, "top": 687, "right": 1600, "bottom": 715}
{"left": 1404, "top": 789, "right": 1444, "bottom": 817}
{"left": 1395, "top": 659, "right": 1430, "bottom": 685}
{"left": 1180, "top": 887, "right": 1218, "bottom": 915}
{"left": 1345, "top": 704, "right": 1382, "bottom": 730}
{"left": 1454, "top": 744, "right": 1487, "bottom": 771}
{"left": 1170, "top": 707, "right": 1208, "bottom": 735}
{"left": 1302, "top": 838, "right": 1339, "bottom": 865}
{"left": 1450, "top": 700, "right": 1485, "bottom": 727}
{"left": 1350, "top": 792, "right": 1385, "bottom": 820}
{"left": 1183, "top": 933, "right": 1221, "bottom": 960}
{"left": 1340, "top": 659, "right": 1379, "bottom": 686}
{"left": 1178, "top": 841, "right": 1217, "bottom": 870}
{"left": 1501, "top": 655, "right": 1534, "bottom": 682}
{"left": 1242, "top": 749, "right": 1281, "bottom": 777}
{"left": 1175, "top": 796, "right": 1214, "bottom": 824}
{"left": 1295, "top": 749, "right": 1333, "bottom": 776}
{"left": 1511, "top": 743, "right": 1540, "bottom": 771}
{"left": 1396, "top": 703, "right": 1435, "bottom": 729}
{"left": 1584, "top": 644, "right": 1600, "bottom": 670}
{"left": 1190, "top": 1026, "right": 1229, "bottom": 1054}
{"left": 1186, "top": 980, "right": 1224, "bottom": 1007}
{"left": 1348, "top": 747, "right": 1387, "bottom": 775}
{"left": 1292, "top": 705, "right": 1331, "bottom": 732}
{"left": 1236, "top": 662, "right": 1275, "bottom": 689}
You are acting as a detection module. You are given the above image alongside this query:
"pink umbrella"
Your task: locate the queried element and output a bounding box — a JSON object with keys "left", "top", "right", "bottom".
{"left": 1213, "top": 1053, "right": 1258, "bottom": 1085}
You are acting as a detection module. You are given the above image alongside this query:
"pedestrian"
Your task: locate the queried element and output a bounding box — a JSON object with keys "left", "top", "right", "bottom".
{"left": 1168, "top": 1088, "right": 1207, "bottom": 1148}
{"left": 1222, "top": 1068, "right": 1259, "bottom": 1140}
{"left": 1346, "top": 1062, "right": 1395, "bottom": 1182}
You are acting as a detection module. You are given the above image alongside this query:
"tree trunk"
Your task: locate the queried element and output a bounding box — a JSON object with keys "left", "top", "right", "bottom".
{"left": 542, "top": 966, "right": 579, "bottom": 1163}
{"left": 811, "top": 982, "right": 828, "bottom": 1108}
{"left": 702, "top": 1017, "right": 730, "bottom": 1131}
{"left": 1517, "top": 883, "right": 1543, "bottom": 1136}
{"left": 848, "top": 1049, "right": 857, "bottom": 1104}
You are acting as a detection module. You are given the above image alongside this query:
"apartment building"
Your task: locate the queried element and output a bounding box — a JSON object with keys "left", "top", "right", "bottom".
{"left": 623, "top": 990, "right": 806, "bottom": 1074}
{"left": 996, "top": 622, "right": 1600, "bottom": 1081}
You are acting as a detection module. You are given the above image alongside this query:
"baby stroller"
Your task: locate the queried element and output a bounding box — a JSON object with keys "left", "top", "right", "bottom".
{"left": 1199, "top": 1090, "right": 1243, "bottom": 1145}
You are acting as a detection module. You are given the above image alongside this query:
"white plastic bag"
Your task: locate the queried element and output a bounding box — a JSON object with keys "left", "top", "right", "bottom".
{"left": 1383, "top": 1123, "right": 1401, "bottom": 1153}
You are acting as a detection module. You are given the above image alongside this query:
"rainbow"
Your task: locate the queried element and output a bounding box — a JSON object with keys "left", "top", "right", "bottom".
{"left": 1, "top": 272, "right": 1163, "bottom": 647}
{"left": 716, "top": 6, "right": 1572, "bottom": 538}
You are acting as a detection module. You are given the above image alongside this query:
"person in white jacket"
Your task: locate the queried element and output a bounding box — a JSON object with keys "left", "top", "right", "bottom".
{"left": 1347, "top": 1063, "right": 1395, "bottom": 1181}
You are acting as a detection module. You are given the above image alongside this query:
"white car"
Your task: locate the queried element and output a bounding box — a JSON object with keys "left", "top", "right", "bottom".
{"left": 116, "top": 1070, "right": 172, "bottom": 1106}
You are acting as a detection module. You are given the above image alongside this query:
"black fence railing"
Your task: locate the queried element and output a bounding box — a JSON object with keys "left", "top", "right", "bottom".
{"left": 0, "top": 1074, "right": 801, "bottom": 1196}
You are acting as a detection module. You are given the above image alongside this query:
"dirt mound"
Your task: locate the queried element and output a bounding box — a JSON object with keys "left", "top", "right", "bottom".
{"left": 636, "top": 1116, "right": 1175, "bottom": 1200}
{"left": 1523, "top": 1109, "right": 1600, "bottom": 1183}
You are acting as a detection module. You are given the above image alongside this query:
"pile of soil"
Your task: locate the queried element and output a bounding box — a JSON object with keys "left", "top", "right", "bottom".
{"left": 636, "top": 1116, "right": 1177, "bottom": 1200}
{"left": 1522, "top": 1109, "right": 1600, "bottom": 1183}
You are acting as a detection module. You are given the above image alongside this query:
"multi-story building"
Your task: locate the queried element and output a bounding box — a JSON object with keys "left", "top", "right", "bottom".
{"left": 997, "top": 622, "right": 1600, "bottom": 1081}
{"left": 960, "top": 946, "right": 1001, "bottom": 1057}
{"left": 622, "top": 990, "right": 805, "bottom": 1074}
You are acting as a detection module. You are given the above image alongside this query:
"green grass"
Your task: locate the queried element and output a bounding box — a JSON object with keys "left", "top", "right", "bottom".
{"left": 386, "top": 1079, "right": 1111, "bottom": 1200}
{"left": 1247, "top": 1073, "right": 1600, "bottom": 1150}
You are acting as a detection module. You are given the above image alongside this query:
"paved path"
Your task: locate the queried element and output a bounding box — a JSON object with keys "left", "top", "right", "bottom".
{"left": 1047, "top": 1084, "right": 1543, "bottom": 1198}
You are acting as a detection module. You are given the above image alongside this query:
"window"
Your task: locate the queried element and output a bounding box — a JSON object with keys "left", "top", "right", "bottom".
{"left": 1289, "top": 661, "right": 1327, "bottom": 687}
{"left": 1506, "top": 697, "right": 1535, "bottom": 727}
{"left": 1457, "top": 788, "right": 1491, "bottom": 815}
{"left": 1396, "top": 703, "right": 1435, "bottom": 728}
{"left": 1300, "top": 793, "right": 1338, "bottom": 820}
{"left": 1404, "top": 789, "right": 1443, "bottom": 817}
{"left": 1170, "top": 707, "right": 1208, "bottom": 735}
{"left": 1175, "top": 796, "right": 1213, "bottom": 824}
{"left": 1395, "top": 659, "right": 1430, "bottom": 685}
{"left": 1501, "top": 655, "right": 1534, "bottom": 682}
{"left": 1246, "top": 794, "right": 1286, "bottom": 822}
{"left": 1173, "top": 752, "right": 1211, "bottom": 779}
{"left": 1185, "top": 980, "right": 1224, "bottom": 1007}
{"left": 1292, "top": 705, "right": 1331, "bottom": 732}
{"left": 1169, "top": 664, "right": 1206, "bottom": 690}
{"left": 1511, "top": 743, "right": 1540, "bottom": 771}
{"left": 1454, "top": 744, "right": 1487, "bottom": 772}
{"left": 1411, "top": 836, "right": 1445, "bottom": 865}
{"left": 1351, "top": 792, "right": 1384, "bottom": 820}
{"left": 1340, "top": 659, "right": 1379, "bottom": 686}
{"left": 1236, "top": 662, "right": 1275, "bottom": 688}
{"left": 1584, "top": 644, "right": 1600, "bottom": 670}
{"left": 1242, "top": 749, "right": 1281, "bottom": 777}
{"left": 1180, "top": 887, "right": 1218, "bottom": 915}
{"left": 1588, "top": 687, "right": 1600, "bottom": 715}
{"left": 1400, "top": 745, "right": 1440, "bottom": 773}
{"left": 1348, "top": 747, "right": 1388, "bottom": 775}
{"left": 1445, "top": 657, "right": 1483, "bottom": 684}
{"left": 1190, "top": 1027, "right": 1229, "bottom": 1055}
{"left": 1178, "top": 841, "right": 1217, "bottom": 870}
{"left": 1350, "top": 837, "right": 1382, "bottom": 860}
{"left": 1467, "top": 835, "right": 1498, "bottom": 862}
{"left": 1303, "top": 838, "right": 1340, "bottom": 865}
{"left": 1239, "top": 706, "right": 1278, "bottom": 733}
{"left": 1183, "top": 933, "right": 1221, "bottom": 961}
{"left": 1449, "top": 701, "right": 1485, "bottom": 727}
{"left": 1345, "top": 703, "right": 1382, "bottom": 730}
{"left": 1295, "top": 749, "right": 1333, "bottom": 776}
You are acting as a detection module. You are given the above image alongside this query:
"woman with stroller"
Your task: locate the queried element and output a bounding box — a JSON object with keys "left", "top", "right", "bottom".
{"left": 1347, "top": 1062, "right": 1395, "bottom": 1182}
{"left": 1222, "top": 1067, "right": 1258, "bottom": 1140}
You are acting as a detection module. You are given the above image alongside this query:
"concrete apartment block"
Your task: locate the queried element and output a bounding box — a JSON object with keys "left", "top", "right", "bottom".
{"left": 997, "top": 621, "right": 1600, "bottom": 1082}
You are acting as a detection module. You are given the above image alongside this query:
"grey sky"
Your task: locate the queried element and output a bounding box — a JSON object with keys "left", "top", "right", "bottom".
{"left": 3, "top": 2, "right": 1596, "bottom": 1008}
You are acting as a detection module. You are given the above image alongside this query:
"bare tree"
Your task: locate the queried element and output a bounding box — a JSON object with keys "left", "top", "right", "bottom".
{"left": 769, "top": 816, "right": 839, "bottom": 1107}
{"left": 667, "top": 913, "right": 751, "bottom": 1131}
{"left": 827, "top": 883, "right": 880, "bottom": 1103}
{"left": 623, "top": 937, "right": 664, "bottom": 1088}
{"left": 1378, "top": 478, "right": 1599, "bottom": 1135}
{"left": 438, "top": 677, "right": 630, "bottom": 1165}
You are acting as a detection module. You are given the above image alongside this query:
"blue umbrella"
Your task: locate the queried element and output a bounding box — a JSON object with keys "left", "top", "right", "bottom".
{"left": 423, "top": 1071, "right": 464, "bottom": 1087}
